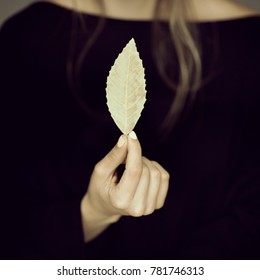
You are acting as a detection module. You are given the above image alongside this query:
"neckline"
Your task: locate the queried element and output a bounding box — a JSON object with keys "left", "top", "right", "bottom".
{"left": 36, "top": 1, "right": 260, "bottom": 24}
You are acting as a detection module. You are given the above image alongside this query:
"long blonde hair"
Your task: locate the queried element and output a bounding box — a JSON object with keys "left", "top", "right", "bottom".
{"left": 67, "top": 0, "right": 202, "bottom": 134}
{"left": 153, "top": 0, "right": 201, "bottom": 131}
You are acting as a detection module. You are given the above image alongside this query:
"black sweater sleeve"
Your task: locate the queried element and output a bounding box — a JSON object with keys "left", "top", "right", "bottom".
{"left": 0, "top": 20, "right": 86, "bottom": 260}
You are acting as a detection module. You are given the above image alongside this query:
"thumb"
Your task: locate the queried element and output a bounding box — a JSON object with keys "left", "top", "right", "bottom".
{"left": 97, "top": 135, "right": 128, "bottom": 176}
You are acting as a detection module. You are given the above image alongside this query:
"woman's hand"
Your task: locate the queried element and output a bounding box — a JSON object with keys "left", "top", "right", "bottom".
{"left": 81, "top": 131, "right": 170, "bottom": 242}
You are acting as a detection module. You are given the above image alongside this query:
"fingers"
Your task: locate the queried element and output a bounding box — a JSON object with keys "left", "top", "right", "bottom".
{"left": 142, "top": 157, "right": 161, "bottom": 215}
{"left": 92, "top": 131, "right": 170, "bottom": 219}
{"left": 116, "top": 131, "right": 143, "bottom": 200}
{"left": 94, "top": 134, "right": 128, "bottom": 179}
{"left": 128, "top": 157, "right": 169, "bottom": 217}
{"left": 126, "top": 161, "right": 150, "bottom": 216}
{"left": 110, "top": 132, "right": 169, "bottom": 217}
{"left": 150, "top": 160, "right": 170, "bottom": 210}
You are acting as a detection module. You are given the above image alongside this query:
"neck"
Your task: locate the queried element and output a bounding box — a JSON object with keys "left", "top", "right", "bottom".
{"left": 101, "top": 0, "right": 157, "bottom": 20}
{"left": 46, "top": 0, "right": 157, "bottom": 20}
{"left": 45, "top": 0, "right": 259, "bottom": 22}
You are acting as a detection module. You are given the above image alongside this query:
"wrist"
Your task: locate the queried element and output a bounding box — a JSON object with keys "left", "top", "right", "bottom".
{"left": 80, "top": 194, "right": 120, "bottom": 242}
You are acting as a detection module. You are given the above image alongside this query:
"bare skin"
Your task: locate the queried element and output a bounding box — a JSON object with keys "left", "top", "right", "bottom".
{"left": 43, "top": 0, "right": 259, "bottom": 242}
{"left": 81, "top": 132, "right": 169, "bottom": 242}
{"left": 44, "top": 0, "right": 157, "bottom": 20}
{"left": 189, "top": 0, "right": 259, "bottom": 21}
{"left": 45, "top": 0, "right": 259, "bottom": 21}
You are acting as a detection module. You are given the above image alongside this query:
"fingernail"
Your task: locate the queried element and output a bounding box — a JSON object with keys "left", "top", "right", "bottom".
{"left": 129, "top": 131, "right": 137, "bottom": 140}
{"left": 117, "top": 135, "right": 125, "bottom": 147}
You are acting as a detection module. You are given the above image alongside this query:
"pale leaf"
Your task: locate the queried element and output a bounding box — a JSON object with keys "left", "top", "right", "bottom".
{"left": 106, "top": 38, "right": 147, "bottom": 134}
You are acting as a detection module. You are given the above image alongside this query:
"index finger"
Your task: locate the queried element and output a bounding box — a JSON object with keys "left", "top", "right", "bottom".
{"left": 117, "top": 131, "right": 143, "bottom": 199}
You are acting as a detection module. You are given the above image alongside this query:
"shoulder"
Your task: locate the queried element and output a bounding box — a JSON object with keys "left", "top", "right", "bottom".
{"left": 0, "top": 2, "right": 69, "bottom": 42}
{"left": 195, "top": 0, "right": 260, "bottom": 58}
{"left": 0, "top": 2, "right": 71, "bottom": 74}
{"left": 211, "top": 17, "right": 260, "bottom": 71}
{"left": 191, "top": 0, "right": 260, "bottom": 22}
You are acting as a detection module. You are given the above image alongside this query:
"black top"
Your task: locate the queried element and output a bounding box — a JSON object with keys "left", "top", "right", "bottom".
{"left": 1, "top": 2, "right": 260, "bottom": 260}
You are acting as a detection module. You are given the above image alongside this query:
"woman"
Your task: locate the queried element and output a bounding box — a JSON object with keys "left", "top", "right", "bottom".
{"left": 1, "top": 0, "right": 259, "bottom": 259}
